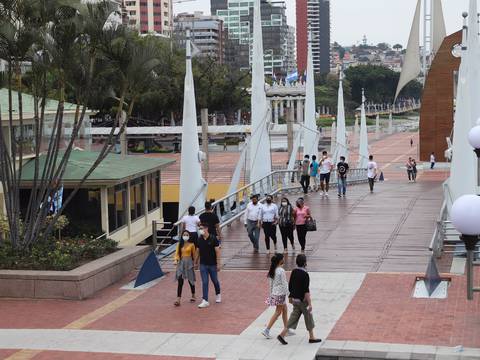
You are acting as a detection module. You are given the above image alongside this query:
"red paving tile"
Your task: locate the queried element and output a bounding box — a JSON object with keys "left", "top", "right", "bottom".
{"left": 0, "top": 350, "right": 17, "bottom": 359}
{"left": 328, "top": 270, "right": 480, "bottom": 348}
{"left": 86, "top": 270, "right": 269, "bottom": 335}
{"left": 30, "top": 351, "right": 211, "bottom": 360}
{"left": 0, "top": 274, "right": 133, "bottom": 329}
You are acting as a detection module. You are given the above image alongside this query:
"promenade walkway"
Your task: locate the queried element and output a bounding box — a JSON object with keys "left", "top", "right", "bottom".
{"left": 0, "top": 131, "right": 477, "bottom": 360}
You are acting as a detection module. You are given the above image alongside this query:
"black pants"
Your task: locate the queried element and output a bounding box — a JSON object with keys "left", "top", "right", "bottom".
{"left": 177, "top": 277, "right": 195, "bottom": 297}
{"left": 300, "top": 175, "right": 310, "bottom": 194}
{"left": 407, "top": 170, "right": 413, "bottom": 181}
{"left": 368, "top": 177, "right": 375, "bottom": 191}
{"left": 263, "top": 222, "right": 277, "bottom": 250}
{"left": 296, "top": 224, "right": 307, "bottom": 251}
{"left": 280, "top": 225, "right": 294, "bottom": 249}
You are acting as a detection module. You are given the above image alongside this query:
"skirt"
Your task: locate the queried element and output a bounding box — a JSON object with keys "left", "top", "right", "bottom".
{"left": 175, "top": 257, "right": 195, "bottom": 284}
{"left": 265, "top": 294, "right": 286, "bottom": 306}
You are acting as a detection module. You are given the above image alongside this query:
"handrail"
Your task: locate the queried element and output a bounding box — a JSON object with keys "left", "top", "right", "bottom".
{"left": 429, "top": 199, "right": 448, "bottom": 257}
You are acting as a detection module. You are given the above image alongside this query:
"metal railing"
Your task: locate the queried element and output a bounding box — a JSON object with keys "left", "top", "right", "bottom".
{"left": 153, "top": 168, "right": 368, "bottom": 259}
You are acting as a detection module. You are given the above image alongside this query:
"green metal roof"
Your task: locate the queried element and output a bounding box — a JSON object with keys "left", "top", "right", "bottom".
{"left": 21, "top": 150, "right": 175, "bottom": 186}
{"left": 0, "top": 88, "right": 79, "bottom": 117}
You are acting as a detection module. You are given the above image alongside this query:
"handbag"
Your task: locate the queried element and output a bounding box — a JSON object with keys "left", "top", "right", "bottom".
{"left": 305, "top": 217, "right": 317, "bottom": 232}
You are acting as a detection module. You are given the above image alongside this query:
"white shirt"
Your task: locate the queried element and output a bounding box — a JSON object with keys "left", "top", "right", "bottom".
{"left": 270, "top": 267, "right": 288, "bottom": 296}
{"left": 320, "top": 157, "right": 333, "bottom": 174}
{"left": 367, "top": 161, "right": 378, "bottom": 178}
{"left": 181, "top": 215, "right": 200, "bottom": 232}
{"left": 430, "top": 154, "right": 435, "bottom": 163}
{"left": 260, "top": 203, "right": 278, "bottom": 222}
{"left": 245, "top": 202, "right": 262, "bottom": 223}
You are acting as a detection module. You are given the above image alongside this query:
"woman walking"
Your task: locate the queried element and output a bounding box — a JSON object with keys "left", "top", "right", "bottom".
{"left": 278, "top": 197, "right": 295, "bottom": 253}
{"left": 294, "top": 198, "right": 311, "bottom": 253}
{"left": 180, "top": 206, "right": 200, "bottom": 244}
{"left": 411, "top": 158, "right": 417, "bottom": 182}
{"left": 261, "top": 253, "right": 290, "bottom": 339}
{"left": 405, "top": 158, "right": 413, "bottom": 182}
{"left": 174, "top": 230, "right": 197, "bottom": 306}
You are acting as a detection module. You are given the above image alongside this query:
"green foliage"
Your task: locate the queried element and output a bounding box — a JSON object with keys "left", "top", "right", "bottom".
{"left": 0, "top": 236, "right": 118, "bottom": 271}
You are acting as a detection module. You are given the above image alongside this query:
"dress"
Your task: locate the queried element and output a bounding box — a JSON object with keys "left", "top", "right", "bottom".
{"left": 175, "top": 242, "right": 196, "bottom": 284}
{"left": 265, "top": 267, "right": 288, "bottom": 306}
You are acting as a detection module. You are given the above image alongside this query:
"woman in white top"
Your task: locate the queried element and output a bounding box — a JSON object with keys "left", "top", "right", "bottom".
{"left": 261, "top": 253, "right": 290, "bottom": 339}
{"left": 180, "top": 206, "right": 200, "bottom": 244}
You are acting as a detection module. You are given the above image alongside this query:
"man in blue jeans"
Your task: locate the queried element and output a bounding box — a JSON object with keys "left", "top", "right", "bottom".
{"left": 336, "top": 156, "right": 349, "bottom": 197}
{"left": 195, "top": 223, "right": 221, "bottom": 308}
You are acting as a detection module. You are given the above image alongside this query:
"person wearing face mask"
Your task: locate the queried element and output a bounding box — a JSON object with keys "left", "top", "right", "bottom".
{"left": 293, "top": 197, "right": 311, "bottom": 253}
{"left": 196, "top": 224, "right": 221, "bottom": 308}
{"left": 278, "top": 197, "right": 295, "bottom": 253}
{"left": 260, "top": 195, "right": 279, "bottom": 253}
{"left": 174, "top": 230, "right": 197, "bottom": 306}
{"left": 244, "top": 194, "right": 262, "bottom": 252}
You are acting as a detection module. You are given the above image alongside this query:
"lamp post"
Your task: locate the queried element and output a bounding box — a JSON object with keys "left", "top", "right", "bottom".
{"left": 468, "top": 119, "right": 480, "bottom": 188}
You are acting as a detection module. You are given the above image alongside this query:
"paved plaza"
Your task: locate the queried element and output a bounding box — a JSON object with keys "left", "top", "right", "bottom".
{"left": 0, "top": 131, "right": 478, "bottom": 360}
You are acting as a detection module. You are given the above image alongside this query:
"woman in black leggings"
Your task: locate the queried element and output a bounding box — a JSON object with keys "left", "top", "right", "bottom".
{"left": 278, "top": 197, "right": 295, "bottom": 252}
{"left": 293, "top": 197, "right": 311, "bottom": 253}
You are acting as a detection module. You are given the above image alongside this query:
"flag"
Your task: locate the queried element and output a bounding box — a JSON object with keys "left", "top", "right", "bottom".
{"left": 286, "top": 71, "right": 298, "bottom": 83}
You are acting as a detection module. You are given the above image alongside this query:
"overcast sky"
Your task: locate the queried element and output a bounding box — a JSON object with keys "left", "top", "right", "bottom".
{"left": 174, "top": 0, "right": 470, "bottom": 46}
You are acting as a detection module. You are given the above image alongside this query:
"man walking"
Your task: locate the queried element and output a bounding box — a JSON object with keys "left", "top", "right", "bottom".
{"left": 260, "top": 194, "right": 279, "bottom": 253}
{"left": 277, "top": 254, "right": 322, "bottom": 345}
{"left": 430, "top": 152, "right": 436, "bottom": 169}
{"left": 336, "top": 156, "right": 349, "bottom": 197}
{"left": 367, "top": 155, "right": 378, "bottom": 193}
{"left": 244, "top": 194, "right": 261, "bottom": 252}
{"left": 199, "top": 201, "right": 222, "bottom": 242}
{"left": 196, "top": 223, "right": 221, "bottom": 308}
{"left": 319, "top": 151, "right": 333, "bottom": 197}
{"left": 300, "top": 155, "right": 310, "bottom": 194}
{"left": 406, "top": 157, "right": 413, "bottom": 182}
{"left": 309, "top": 155, "right": 319, "bottom": 192}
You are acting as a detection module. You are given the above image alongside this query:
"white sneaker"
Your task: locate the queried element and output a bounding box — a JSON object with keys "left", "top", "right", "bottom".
{"left": 325, "top": 192, "right": 329, "bottom": 197}
{"left": 216, "top": 294, "right": 222, "bottom": 303}
{"left": 261, "top": 328, "right": 272, "bottom": 339}
{"left": 286, "top": 329, "right": 296, "bottom": 337}
{"left": 198, "top": 299, "right": 210, "bottom": 308}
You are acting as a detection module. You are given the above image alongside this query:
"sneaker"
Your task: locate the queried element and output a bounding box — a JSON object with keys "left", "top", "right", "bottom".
{"left": 309, "top": 338, "right": 322, "bottom": 344}
{"left": 198, "top": 300, "right": 210, "bottom": 308}
{"left": 261, "top": 328, "right": 272, "bottom": 339}
{"left": 338, "top": 193, "right": 342, "bottom": 198}
{"left": 325, "top": 192, "right": 329, "bottom": 197}
{"left": 216, "top": 294, "right": 222, "bottom": 303}
{"left": 286, "top": 329, "right": 296, "bottom": 337}
{"left": 277, "top": 335, "right": 288, "bottom": 345}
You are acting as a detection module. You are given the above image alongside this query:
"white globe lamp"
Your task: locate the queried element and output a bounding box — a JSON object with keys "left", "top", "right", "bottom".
{"left": 451, "top": 195, "right": 480, "bottom": 236}
{"left": 467, "top": 119, "right": 480, "bottom": 150}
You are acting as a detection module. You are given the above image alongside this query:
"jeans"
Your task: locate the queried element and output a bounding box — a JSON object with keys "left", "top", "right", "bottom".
{"left": 296, "top": 224, "right": 307, "bottom": 251}
{"left": 200, "top": 264, "right": 220, "bottom": 302}
{"left": 431, "top": 162, "right": 435, "bottom": 169}
{"left": 337, "top": 177, "right": 347, "bottom": 195}
{"left": 407, "top": 170, "right": 413, "bottom": 181}
{"left": 368, "top": 177, "right": 375, "bottom": 191}
{"left": 280, "top": 225, "right": 294, "bottom": 249}
{"left": 262, "top": 222, "right": 277, "bottom": 250}
{"left": 246, "top": 220, "right": 260, "bottom": 250}
{"left": 300, "top": 175, "right": 310, "bottom": 194}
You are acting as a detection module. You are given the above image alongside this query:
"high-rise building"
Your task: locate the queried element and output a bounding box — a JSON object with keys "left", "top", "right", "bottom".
{"left": 286, "top": 25, "right": 297, "bottom": 73}
{"left": 122, "top": 0, "right": 173, "bottom": 36}
{"left": 296, "top": 0, "right": 331, "bottom": 74}
{"left": 211, "top": 0, "right": 289, "bottom": 76}
{"left": 173, "top": 12, "right": 226, "bottom": 64}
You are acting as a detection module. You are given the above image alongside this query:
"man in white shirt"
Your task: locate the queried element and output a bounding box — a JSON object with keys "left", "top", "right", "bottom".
{"left": 260, "top": 194, "right": 279, "bottom": 253}
{"left": 244, "top": 194, "right": 261, "bottom": 252}
{"left": 367, "top": 155, "right": 378, "bottom": 193}
{"left": 319, "top": 151, "right": 334, "bottom": 196}
{"left": 430, "top": 152, "right": 436, "bottom": 169}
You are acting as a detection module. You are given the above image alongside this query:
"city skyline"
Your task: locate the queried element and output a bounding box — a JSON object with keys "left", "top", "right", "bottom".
{"left": 174, "top": 0, "right": 470, "bottom": 46}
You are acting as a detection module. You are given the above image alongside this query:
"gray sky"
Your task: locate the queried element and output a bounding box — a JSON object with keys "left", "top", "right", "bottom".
{"left": 174, "top": 0, "right": 470, "bottom": 46}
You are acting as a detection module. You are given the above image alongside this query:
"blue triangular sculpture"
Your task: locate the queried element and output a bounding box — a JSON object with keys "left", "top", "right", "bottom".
{"left": 134, "top": 250, "right": 164, "bottom": 288}
{"left": 424, "top": 256, "right": 442, "bottom": 296}
{"left": 379, "top": 172, "right": 384, "bottom": 181}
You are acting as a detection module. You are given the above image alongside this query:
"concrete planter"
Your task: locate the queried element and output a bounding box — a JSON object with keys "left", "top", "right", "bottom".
{"left": 0, "top": 246, "right": 150, "bottom": 300}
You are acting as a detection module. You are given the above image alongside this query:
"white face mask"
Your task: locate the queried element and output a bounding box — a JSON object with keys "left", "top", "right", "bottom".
{"left": 198, "top": 229, "right": 205, "bottom": 236}
{"left": 281, "top": 202, "right": 288, "bottom": 206}
{"left": 182, "top": 236, "right": 190, "bottom": 241}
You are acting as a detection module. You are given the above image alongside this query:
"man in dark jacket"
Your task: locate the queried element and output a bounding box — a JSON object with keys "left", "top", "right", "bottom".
{"left": 277, "top": 254, "right": 322, "bottom": 345}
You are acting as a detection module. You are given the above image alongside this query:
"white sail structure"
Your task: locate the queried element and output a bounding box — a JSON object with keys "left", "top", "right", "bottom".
{"left": 394, "top": 0, "right": 422, "bottom": 101}
{"left": 303, "top": 30, "right": 318, "bottom": 157}
{"left": 287, "top": 130, "right": 302, "bottom": 171}
{"left": 249, "top": 0, "right": 272, "bottom": 183}
{"left": 448, "top": 4, "right": 479, "bottom": 208}
{"left": 330, "top": 121, "right": 336, "bottom": 155}
{"left": 178, "top": 30, "right": 207, "bottom": 218}
{"left": 335, "top": 70, "right": 348, "bottom": 162}
{"left": 227, "top": 139, "right": 248, "bottom": 195}
{"left": 431, "top": 0, "right": 447, "bottom": 55}
{"left": 353, "top": 115, "right": 359, "bottom": 149}
{"left": 358, "top": 89, "right": 369, "bottom": 168}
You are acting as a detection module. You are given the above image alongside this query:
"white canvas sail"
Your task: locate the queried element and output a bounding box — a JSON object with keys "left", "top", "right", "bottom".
{"left": 303, "top": 30, "right": 318, "bottom": 157}
{"left": 249, "top": 0, "right": 272, "bottom": 183}
{"left": 330, "top": 121, "right": 336, "bottom": 155}
{"left": 227, "top": 139, "right": 248, "bottom": 195}
{"left": 431, "top": 0, "right": 446, "bottom": 55}
{"left": 358, "top": 89, "right": 369, "bottom": 168}
{"left": 335, "top": 70, "right": 348, "bottom": 162}
{"left": 448, "top": 11, "right": 477, "bottom": 207}
{"left": 178, "top": 30, "right": 206, "bottom": 218}
{"left": 394, "top": 0, "right": 422, "bottom": 101}
{"left": 288, "top": 130, "right": 302, "bottom": 171}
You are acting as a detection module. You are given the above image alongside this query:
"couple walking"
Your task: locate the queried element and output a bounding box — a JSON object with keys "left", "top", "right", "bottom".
{"left": 245, "top": 195, "right": 312, "bottom": 253}
{"left": 405, "top": 157, "right": 417, "bottom": 182}
{"left": 261, "top": 253, "right": 322, "bottom": 345}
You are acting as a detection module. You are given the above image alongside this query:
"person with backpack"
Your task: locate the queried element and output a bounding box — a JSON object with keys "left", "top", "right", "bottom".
{"left": 319, "top": 151, "right": 333, "bottom": 197}
{"left": 174, "top": 230, "right": 197, "bottom": 306}
{"left": 299, "top": 155, "right": 311, "bottom": 194}
{"left": 405, "top": 157, "right": 413, "bottom": 182}
{"left": 278, "top": 197, "right": 295, "bottom": 253}
{"left": 336, "top": 156, "right": 349, "bottom": 197}
{"left": 309, "top": 155, "right": 319, "bottom": 192}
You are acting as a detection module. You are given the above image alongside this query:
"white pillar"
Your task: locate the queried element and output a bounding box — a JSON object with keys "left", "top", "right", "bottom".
{"left": 274, "top": 101, "right": 279, "bottom": 124}
{"left": 280, "top": 101, "right": 284, "bottom": 119}
{"left": 296, "top": 99, "right": 304, "bottom": 124}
